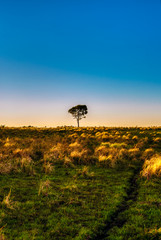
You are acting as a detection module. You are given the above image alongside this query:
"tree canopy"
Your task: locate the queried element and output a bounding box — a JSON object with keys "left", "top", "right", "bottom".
{"left": 68, "top": 105, "right": 88, "bottom": 127}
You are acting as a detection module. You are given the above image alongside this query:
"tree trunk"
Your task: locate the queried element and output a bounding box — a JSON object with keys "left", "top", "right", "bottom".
{"left": 77, "top": 111, "right": 80, "bottom": 127}
{"left": 77, "top": 118, "right": 79, "bottom": 127}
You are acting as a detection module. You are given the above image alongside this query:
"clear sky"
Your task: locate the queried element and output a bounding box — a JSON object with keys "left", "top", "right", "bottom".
{"left": 0, "top": 0, "right": 161, "bottom": 127}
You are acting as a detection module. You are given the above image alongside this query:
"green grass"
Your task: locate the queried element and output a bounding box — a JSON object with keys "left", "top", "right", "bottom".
{"left": 106, "top": 177, "right": 161, "bottom": 240}
{"left": 0, "top": 163, "right": 134, "bottom": 240}
{"left": 0, "top": 126, "right": 161, "bottom": 239}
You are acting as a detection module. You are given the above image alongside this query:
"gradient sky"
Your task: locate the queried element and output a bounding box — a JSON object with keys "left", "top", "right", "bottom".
{"left": 0, "top": 0, "right": 161, "bottom": 127}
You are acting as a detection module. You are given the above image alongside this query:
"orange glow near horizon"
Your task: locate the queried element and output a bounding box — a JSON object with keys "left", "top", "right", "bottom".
{"left": 1, "top": 98, "right": 161, "bottom": 127}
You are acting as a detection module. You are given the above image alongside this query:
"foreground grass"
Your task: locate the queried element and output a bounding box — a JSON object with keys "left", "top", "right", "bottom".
{"left": 0, "top": 126, "right": 161, "bottom": 239}
{"left": 0, "top": 163, "right": 134, "bottom": 240}
{"left": 106, "top": 177, "right": 161, "bottom": 240}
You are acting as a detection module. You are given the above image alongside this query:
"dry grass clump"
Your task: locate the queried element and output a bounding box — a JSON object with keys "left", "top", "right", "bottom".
{"left": 2, "top": 189, "right": 14, "bottom": 209}
{"left": 13, "top": 148, "right": 30, "bottom": 158}
{"left": 70, "top": 149, "right": 89, "bottom": 162}
{"left": 96, "top": 137, "right": 131, "bottom": 165}
{"left": 13, "top": 148, "right": 23, "bottom": 157}
{"left": 69, "top": 141, "right": 90, "bottom": 163}
{"left": 0, "top": 155, "right": 35, "bottom": 175}
{"left": 102, "top": 133, "right": 110, "bottom": 141}
{"left": 153, "top": 137, "right": 161, "bottom": 143}
{"left": 95, "top": 132, "right": 109, "bottom": 140}
{"left": 122, "top": 134, "right": 130, "bottom": 140}
{"left": 98, "top": 154, "right": 117, "bottom": 168}
{"left": 132, "top": 136, "right": 138, "bottom": 141}
{"left": 135, "top": 137, "right": 149, "bottom": 149}
{"left": 43, "top": 152, "right": 57, "bottom": 163}
{"left": 42, "top": 161, "right": 54, "bottom": 174}
{"left": 70, "top": 150, "right": 82, "bottom": 158}
{"left": 0, "top": 162, "right": 13, "bottom": 174}
{"left": 101, "top": 142, "right": 110, "bottom": 147}
{"left": 80, "top": 133, "right": 87, "bottom": 138}
{"left": 69, "top": 141, "right": 81, "bottom": 149}
{"left": 141, "top": 155, "right": 161, "bottom": 179}
{"left": 95, "top": 145, "right": 109, "bottom": 156}
{"left": 0, "top": 226, "right": 6, "bottom": 240}
{"left": 148, "top": 228, "right": 161, "bottom": 234}
{"left": 49, "top": 143, "right": 63, "bottom": 159}
{"left": 142, "top": 148, "right": 154, "bottom": 159}
{"left": 68, "top": 133, "right": 78, "bottom": 139}
{"left": 128, "top": 148, "right": 140, "bottom": 160}
{"left": 97, "top": 145, "right": 142, "bottom": 166}
{"left": 38, "top": 180, "right": 51, "bottom": 196}
{"left": 3, "top": 138, "right": 15, "bottom": 148}
{"left": 115, "top": 131, "right": 120, "bottom": 135}
{"left": 29, "top": 142, "right": 46, "bottom": 162}
{"left": 64, "top": 157, "right": 75, "bottom": 168}
{"left": 96, "top": 146, "right": 129, "bottom": 167}
{"left": 77, "top": 166, "right": 95, "bottom": 178}
{"left": 20, "top": 156, "right": 35, "bottom": 175}
{"left": 110, "top": 143, "right": 127, "bottom": 149}
{"left": 98, "top": 155, "right": 109, "bottom": 162}
{"left": 0, "top": 234, "right": 6, "bottom": 240}
{"left": 118, "top": 148, "right": 129, "bottom": 159}
{"left": 62, "top": 182, "right": 78, "bottom": 192}
{"left": 95, "top": 132, "right": 102, "bottom": 138}
{"left": 97, "top": 140, "right": 127, "bottom": 150}
{"left": 0, "top": 153, "right": 35, "bottom": 175}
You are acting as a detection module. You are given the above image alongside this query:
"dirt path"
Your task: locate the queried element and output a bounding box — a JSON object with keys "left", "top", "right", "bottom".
{"left": 92, "top": 161, "right": 143, "bottom": 240}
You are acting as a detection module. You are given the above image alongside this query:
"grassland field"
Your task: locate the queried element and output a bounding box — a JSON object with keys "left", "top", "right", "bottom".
{"left": 0, "top": 126, "right": 161, "bottom": 240}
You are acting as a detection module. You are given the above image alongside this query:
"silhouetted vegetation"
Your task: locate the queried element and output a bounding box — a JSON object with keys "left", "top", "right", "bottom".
{"left": 68, "top": 105, "right": 88, "bottom": 127}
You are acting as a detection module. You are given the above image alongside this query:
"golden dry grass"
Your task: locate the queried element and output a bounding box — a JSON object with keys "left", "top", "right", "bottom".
{"left": 141, "top": 155, "right": 161, "bottom": 179}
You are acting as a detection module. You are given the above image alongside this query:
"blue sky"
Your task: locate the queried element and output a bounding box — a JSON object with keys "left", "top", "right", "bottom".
{"left": 0, "top": 0, "right": 161, "bottom": 126}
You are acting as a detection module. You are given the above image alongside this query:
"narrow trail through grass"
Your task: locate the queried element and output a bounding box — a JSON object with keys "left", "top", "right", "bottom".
{"left": 92, "top": 160, "right": 144, "bottom": 240}
{"left": 1, "top": 127, "right": 161, "bottom": 239}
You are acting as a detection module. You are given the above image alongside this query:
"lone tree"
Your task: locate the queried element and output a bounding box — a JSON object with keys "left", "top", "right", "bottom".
{"left": 68, "top": 105, "right": 88, "bottom": 127}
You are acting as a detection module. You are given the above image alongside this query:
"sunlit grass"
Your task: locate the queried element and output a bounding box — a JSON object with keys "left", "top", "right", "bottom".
{"left": 141, "top": 155, "right": 161, "bottom": 179}
{"left": 0, "top": 126, "right": 161, "bottom": 239}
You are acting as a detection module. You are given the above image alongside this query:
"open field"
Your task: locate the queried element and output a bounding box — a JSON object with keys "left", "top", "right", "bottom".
{"left": 0, "top": 126, "right": 161, "bottom": 240}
